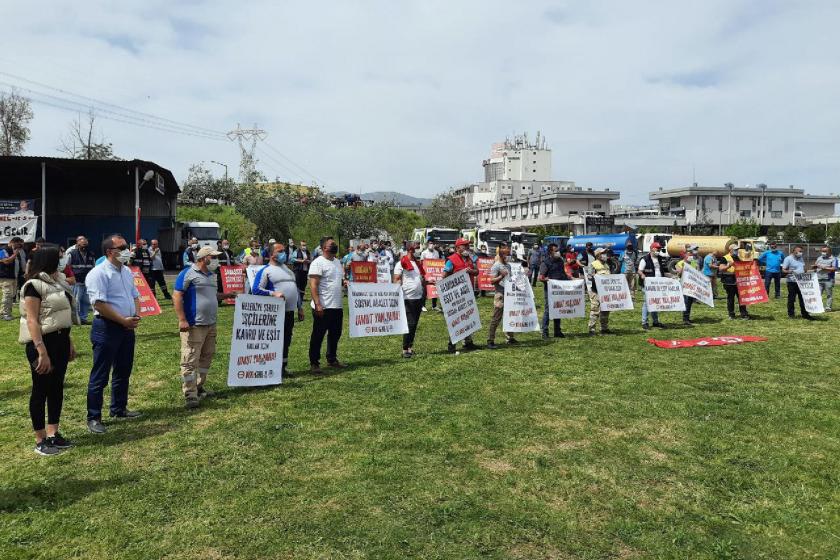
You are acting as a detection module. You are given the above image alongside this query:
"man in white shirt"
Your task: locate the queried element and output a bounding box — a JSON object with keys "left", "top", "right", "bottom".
{"left": 308, "top": 238, "right": 348, "bottom": 374}
{"left": 84, "top": 234, "right": 142, "bottom": 433}
{"left": 393, "top": 243, "right": 425, "bottom": 358}
{"left": 419, "top": 242, "right": 441, "bottom": 312}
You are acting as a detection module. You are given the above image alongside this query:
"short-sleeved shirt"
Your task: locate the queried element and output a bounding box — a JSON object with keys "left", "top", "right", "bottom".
{"left": 309, "top": 256, "right": 344, "bottom": 309}
{"left": 782, "top": 255, "right": 805, "bottom": 282}
{"left": 489, "top": 261, "right": 511, "bottom": 293}
{"left": 174, "top": 264, "right": 219, "bottom": 326}
{"left": 814, "top": 255, "right": 837, "bottom": 281}
{"left": 252, "top": 264, "right": 299, "bottom": 310}
{"left": 420, "top": 249, "right": 440, "bottom": 261}
{"left": 394, "top": 260, "right": 423, "bottom": 300}
{"left": 85, "top": 261, "right": 139, "bottom": 318}
{"left": 702, "top": 254, "right": 716, "bottom": 276}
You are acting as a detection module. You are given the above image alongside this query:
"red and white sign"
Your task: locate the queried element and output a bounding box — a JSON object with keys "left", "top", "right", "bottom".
{"left": 351, "top": 261, "right": 377, "bottom": 283}
{"left": 476, "top": 257, "right": 494, "bottom": 291}
{"left": 423, "top": 258, "right": 446, "bottom": 298}
{"left": 128, "top": 266, "right": 161, "bottom": 316}
{"left": 733, "top": 261, "right": 769, "bottom": 305}
{"left": 647, "top": 336, "right": 768, "bottom": 349}
{"left": 220, "top": 265, "right": 246, "bottom": 305}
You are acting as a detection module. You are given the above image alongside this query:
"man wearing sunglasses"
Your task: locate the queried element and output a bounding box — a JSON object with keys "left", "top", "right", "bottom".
{"left": 84, "top": 234, "right": 142, "bottom": 434}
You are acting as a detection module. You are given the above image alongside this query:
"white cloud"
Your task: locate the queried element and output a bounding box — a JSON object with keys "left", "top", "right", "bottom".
{"left": 1, "top": 0, "right": 838, "bottom": 203}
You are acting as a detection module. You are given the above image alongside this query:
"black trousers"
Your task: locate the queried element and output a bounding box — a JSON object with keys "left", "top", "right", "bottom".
{"left": 403, "top": 298, "right": 423, "bottom": 350}
{"left": 723, "top": 283, "right": 747, "bottom": 317}
{"left": 309, "top": 308, "right": 343, "bottom": 365}
{"left": 150, "top": 270, "right": 170, "bottom": 297}
{"left": 25, "top": 329, "right": 71, "bottom": 431}
{"left": 282, "top": 311, "right": 295, "bottom": 369}
{"left": 787, "top": 282, "right": 808, "bottom": 317}
{"left": 683, "top": 296, "right": 695, "bottom": 321}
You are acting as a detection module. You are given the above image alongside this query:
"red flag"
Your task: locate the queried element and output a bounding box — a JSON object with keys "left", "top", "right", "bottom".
{"left": 128, "top": 266, "right": 161, "bottom": 317}
{"left": 647, "top": 336, "right": 768, "bottom": 349}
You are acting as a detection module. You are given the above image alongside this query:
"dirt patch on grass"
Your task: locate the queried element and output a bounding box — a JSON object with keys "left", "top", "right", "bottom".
{"left": 478, "top": 456, "right": 516, "bottom": 474}
{"left": 508, "top": 543, "right": 572, "bottom": 559}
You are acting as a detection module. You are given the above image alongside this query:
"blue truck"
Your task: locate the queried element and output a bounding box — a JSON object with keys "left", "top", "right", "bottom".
{"left": 567, "top": 233, "right": 637, "bottom": 270}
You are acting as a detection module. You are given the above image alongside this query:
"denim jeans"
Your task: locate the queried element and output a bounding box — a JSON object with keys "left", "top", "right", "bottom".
{"left": 87, "top": 317, "right": 136, "bottom": 420}
{"left": 641, "top": 287, "right": 659, "bottom": 325}
{"left": 73, "top": 282, "right": 92, "bottom": 321}
{"left": 764, "top": 272, "right": 782, "bottom": 298}
{"left": 542, "top": 295, "right": 561, "bottom": 334}
{"left": 819, "top": 279, "right": 834, "bottom": 310}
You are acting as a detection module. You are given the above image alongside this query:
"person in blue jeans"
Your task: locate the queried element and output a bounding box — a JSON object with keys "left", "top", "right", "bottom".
{"left": 84, "top": 234, "right": 142, "bottom": 434}
{"left": 758, "top": 241, "right": 785, "bottom": 299}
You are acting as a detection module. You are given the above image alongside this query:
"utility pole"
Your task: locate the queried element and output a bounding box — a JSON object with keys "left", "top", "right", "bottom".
{"left": 210, "top": 160, "right": 229, "bottom": 182}
{"left": 227, "top": 123, "right": 266, "bottom": 183}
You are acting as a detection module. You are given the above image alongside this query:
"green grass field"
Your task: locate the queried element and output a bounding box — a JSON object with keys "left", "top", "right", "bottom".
{"left": 1, "top": 285, "right": 838, "bottom": 559}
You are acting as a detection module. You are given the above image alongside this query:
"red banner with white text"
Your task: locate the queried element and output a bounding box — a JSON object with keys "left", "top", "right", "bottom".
{"left": 647, "top": 336, "right": 768, "bottom": 349}
{"left": 733, "top": 261, "right": 769, "bottom": 305}
{"left": 128, "top": 266, "right": 161, "bottom": 316}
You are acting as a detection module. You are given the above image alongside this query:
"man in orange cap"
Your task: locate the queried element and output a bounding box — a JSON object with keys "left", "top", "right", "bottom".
{"left": 442, "top": 238, "right": 480, "bottom": 353}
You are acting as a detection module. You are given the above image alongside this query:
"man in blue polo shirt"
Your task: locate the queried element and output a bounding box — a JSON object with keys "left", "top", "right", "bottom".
{"left": 173, "top": 246, "right": 232, "bottom": 409}
{"left": 758, "top": 240, "right": 785, "bottom": 299}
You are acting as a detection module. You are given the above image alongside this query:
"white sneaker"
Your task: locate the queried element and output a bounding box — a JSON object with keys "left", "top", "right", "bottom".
{"left": 421, "top": 306, "right": 427, "bottom": 312}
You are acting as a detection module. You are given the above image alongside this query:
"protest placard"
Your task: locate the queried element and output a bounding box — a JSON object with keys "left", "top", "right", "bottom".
{"left": 351, "top": 261, "right": 376, "bottom": 283}
{"left": 794, "top": 272, "right": 825, "bottom": 314}
{"left": 220, "top": 265, "right": 245, "bottom": 305}
{"left": 348, "top": 282, "right": 408, "bottom": 337}
{"left": 547, "top": 279, "right": 586, "bottom": 319}
{"left": 643, "top": 276, "right": 686, "bottom": 312}
{"left": 0, "top": 214, "right": 38, "bottom": 243}
{"left": 128, "top": 266, "right": 161, "bottom": 316}
{"left": 376, "top": 261, "right": 392, "bottom": 283}
{"left": 593, "top": 274, "right": 634, "bottom": 311}
{"left": 423, "top": 258, "right": 445, "bottom": 298}
{"left": 476, "top": 257, "right": 494, "bottom": 291}
{"left": 503, "top": 269, "right": 540, "bottom": 332}
{"left": 227, "top": 295, "right": 285, "bottom": 387}
{"left": 437, "top": 269, "right": 481, "bottom": 343}
{"left": 245, "top": 265, "right": 264, "bottom": 294}
{"left": 733, "top": 261, "right": 769, "bottom": 305}
{"left": 681, "top": 265, "right": 714, "bottom": 307}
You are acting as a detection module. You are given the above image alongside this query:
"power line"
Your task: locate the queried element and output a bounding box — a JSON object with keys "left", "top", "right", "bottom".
{"left": 254, "top": 145, "right": 306, "bottom": 184}
{"left": 0, "top": 70, "right": 227, "bottom": 137}
{"left": 262, "top": 140, "right": 325, "bottom": 185}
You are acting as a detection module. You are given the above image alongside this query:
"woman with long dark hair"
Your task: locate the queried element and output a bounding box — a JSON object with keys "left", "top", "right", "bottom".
{"left": 19, "top": 246, "right": 78, "bottom": 456}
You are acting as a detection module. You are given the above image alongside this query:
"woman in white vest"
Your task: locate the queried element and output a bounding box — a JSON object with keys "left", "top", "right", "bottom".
{"left": 19, "top": 246, "right": 79, "bottom": 456}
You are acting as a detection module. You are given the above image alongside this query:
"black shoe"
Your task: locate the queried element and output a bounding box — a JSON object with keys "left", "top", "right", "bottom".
{"left": 402, "top": 350, "right": 412, "bottom": 358}
{"left": 462, "top": 342, "right": 479, "bottom": 352}
{"left": 110, "top": 410, "right": 143, "bottom": 419}
{"left": 652, "top": 322, "right": 666, "bottom": 329}
{"left": 642, "top": 324, "right": 650, "bottom": 331}
{"left": 588, "top": 329, "right": 596, "bottom": 336}
{"left": 87, "top": 419, "right": 107, "bottom": 434}
{"left": 185, "top": 397, "right": 200, "bottom": 409}
{"left": 486, "top": 341, "right": 498, "bottom": 350}
{"left": 34, "top": 441, "right": 61, "bottom": 456}
{"left": 541, "top": 331, "right": 549, "bottom": 340}
{"left": 45, "top": 433, "right": 73, "bottom": 449}
{"left": 197, "top": 387, "right": 215, "bottom": 399}
{"left": 741, "top": 314, "right": 753, "bottom": 320}
{"left": 554, "top": 331, "right": 565, "bottom": 338}
{"left": 601, "top": 328, "right": 612, "bottom": 335}
{"left": 447, "top": 343, "right": 457, "bottom": 354}
{"left": 683, "top": 320, "right": 693, "bottom": 326}
{"left": 803, "top": 314, "right": 816, "bottom": 321}
{"left": 506, "top": 338, "right": 519, "bottom": 345}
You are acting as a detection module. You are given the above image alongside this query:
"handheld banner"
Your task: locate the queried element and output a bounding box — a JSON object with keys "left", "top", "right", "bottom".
{"left": 245, "top": 265, "right": 264, "bottom": 294}
{"left": 438, "top": 269, "right": 482, "bottom": 343}
{"left": 227, "top": 295, "right": 285, "bottom": 386}
{"left": 351, "top": 261, "right": 376, "bottom": 283}
{"left": 477, "top": 257, "right": 494, "bottom": 291}
{"left": 503, "top": 269, "right": 540, "bottom": 332}
{"left": 794, "top": 272, "right": 825, "bottom": 314}
{"left": 681, "top": 265, "right": 714, "bottom": 308}
{"left": 643, "top": 277, "right": 686, "bottom": 312}
{"left": 423, "top": 258, "right": 445, "bottom": 298}
{"left": 733, "top": 261, "right": 769, "bottom": 305}
{"left": 220, "top": 265, "right": 246, "bottom": 305}
{"left": 547, "top": 279, "right": 586, "bottom": 319}
{"left": 348, "top": 282, "right": 408, "bottom": 337}
{"left": 376, "top": 261, "right": 392, "bottom": 283}
{"left": 593, "top": 274, "right": 634, "bottom": 311}
{"left": 128, "top": 266, "right": 161, "bottom": 316}
{"left": 0, "top": 215, "right": 38, "bottom": 243}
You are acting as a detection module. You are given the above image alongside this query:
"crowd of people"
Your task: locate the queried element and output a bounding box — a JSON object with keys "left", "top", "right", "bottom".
{"left": 4, "top": 231, "right": 836, "bottom": 457}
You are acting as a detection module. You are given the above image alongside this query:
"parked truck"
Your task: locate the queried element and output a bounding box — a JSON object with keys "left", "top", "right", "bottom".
{"left": 460, "top": 227, "right": 511, "bottom": 256}
{"left": 567, "top": 233, "right": 638, "bottom": 271}
{"left": 510, "top": 231, "right": 541, "bottom": 261}
{"left": 412, "top": 227, "right": 459, "bottom": 248}
{"left": 156, "top": 221, "right": 223, "bottom": 269}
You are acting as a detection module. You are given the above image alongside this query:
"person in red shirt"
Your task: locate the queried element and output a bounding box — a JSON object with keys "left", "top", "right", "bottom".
{"left": 442, "top": 238, "right": 480, "bottom": 354}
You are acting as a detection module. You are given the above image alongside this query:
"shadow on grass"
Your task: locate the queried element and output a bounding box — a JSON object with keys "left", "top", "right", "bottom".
{"left": 136, "top": 331, "right": 179, "bottom": 342}
{"left": 73, "top": 422, "right": 174, "bottom": 448}
{"left": 0, "top": 474, "right": 139, "bottom": 513}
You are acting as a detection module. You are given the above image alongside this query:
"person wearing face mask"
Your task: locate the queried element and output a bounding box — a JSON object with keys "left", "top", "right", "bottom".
{"left": 174, "top": 247, "right": 236, "bottom": 408}
{"left": 252, "top": 242, "right": 298, "bottom": 376}
{"left": 757, "top": 241, "right": 785, "bottom": 299}
{"left": 782, "top": 245, "right": 814, "bottom": 320}
{"left": 443, "top": 238, "right": 480, "bottom": 353}
{"left": 675, "top": 246, "right": 700, "bottom": 325}
{"left": 393, "top": 243, "right": 426, "bottom": 358}
{"left": 420, "top": 241, "right": 441, "bottom": 313}
{"left": 638, "top": 242, "right": 667, "bottom": 330}
{"left": 308, "top": 239, "right": 349, "bottom": 374}
{"left": 620, "top": 242, "right": 638, "bottom": 296}
{"left": 183, "top": 237, "right": 199, "bottom": 269}
{"left": 148, "top": 239, "right": 172, "bottom": 300}
{"left": 57, "top": 247, "right": 76, "bottom": 287}
{"left": 813, "top": 245, "right": 836, "bottom": 312}
{"left": 292, "top": 240, "right": 311, "bottom": 320}
{"left": 538, "top": 243, "right": 569, "bottom": 339}
{"left": 19, "top": 246, "right": 79, "bottom": 455}
{"left": 717, "top": 243, "right": 751, "bottom": 320}
{"left": 130, "top": 238, "right": 153, "bottom": 292}
{"left": 0, "top": 237, "right": 25, "bottom": 321}
{"left": 84, "top": 234, "right": 143, "bottom": 433}
{"left": 243, "top": 240, "right": 264, "bottom": 267}
{"left": 588, "top": 248, "right": 612, "bottom": 336}
{"left": 487, "top": 242, "right": 518, "bottom": 349}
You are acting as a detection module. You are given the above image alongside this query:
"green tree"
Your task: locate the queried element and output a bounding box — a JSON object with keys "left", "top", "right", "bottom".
{"left": 179, "top": 163, "right": 237, "bottom": 205}
{"left": 0, "top": 89, "right": 33, "bottom": 156}
{"left": 724, "top": 219, "right": 760, "bottom": 238}
{"left": 804, "top": 225, "right": 826, "bottom": 244}
{"left": 424, "top": 190, "right": 470, "bottom": 230}
{"left": 234, "top": 182, "right": 318, "bottom": 242}
{"left": 825, "top": 222, "right": 840, "bottom": 244}
{"left": 177, "top": 205, "right": 256, "bottom": 253}
{"left": 782, "top": 225, "right": 802, "bottom": 243}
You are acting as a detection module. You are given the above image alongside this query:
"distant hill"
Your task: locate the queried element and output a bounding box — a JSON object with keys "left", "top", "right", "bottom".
{"left": 329, "top": 191, "right": 432, "bottom": 206}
